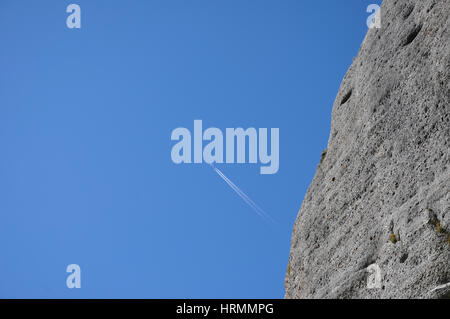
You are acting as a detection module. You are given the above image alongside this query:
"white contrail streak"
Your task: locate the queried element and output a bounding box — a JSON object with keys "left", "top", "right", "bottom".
{"left": 214, "top": 168, "right": 266, "bottom": 219}
{"left": 210, "top": 164, "right": 276, "bottom": 224}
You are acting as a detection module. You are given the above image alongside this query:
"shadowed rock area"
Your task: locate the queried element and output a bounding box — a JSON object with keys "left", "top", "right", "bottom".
{"left": 285, "top": 0, "right": 449, "bottom": 299}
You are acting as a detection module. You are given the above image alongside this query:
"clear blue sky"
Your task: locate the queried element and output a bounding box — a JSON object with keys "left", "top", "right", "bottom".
{"left": 0, "top": 0, "right": 381, "bottom": 298}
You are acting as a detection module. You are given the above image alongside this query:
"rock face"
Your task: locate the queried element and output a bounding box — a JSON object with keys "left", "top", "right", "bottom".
{"left": 285, "top": 0, "right": 449, "bottom": 299}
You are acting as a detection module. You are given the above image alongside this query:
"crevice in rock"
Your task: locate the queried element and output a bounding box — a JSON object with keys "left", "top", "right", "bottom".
{"left": 399, "top": 253, "right": 408, "bottom": 263}
{"left": 340, "top": 89, "right": 353, "bottom": 105}
{"left": 403, "top": 25, "right": 422, "bottom": 47}
{"left": 403, "top": 5, "right": 414, "bottom": 20}
{"left": 427, "top": 2, "right": 436, "bottom": 13}
{"left": 320, "top": 149, "right": 327, "bottom": 164}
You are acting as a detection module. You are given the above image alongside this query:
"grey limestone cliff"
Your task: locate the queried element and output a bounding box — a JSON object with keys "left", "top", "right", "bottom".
{"left": 285, "top": 0, "right": 450, "bottom": 299}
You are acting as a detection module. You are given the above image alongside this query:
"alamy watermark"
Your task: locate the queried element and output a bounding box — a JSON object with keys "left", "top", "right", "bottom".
{"left": 64, "top": 5, "right": 381, "bottom": 31}
{"left": 66, "top": 4, "right": 81, "bottom": 29}
{"left": 366, "top": 264, "right": 382, "bottom": 289}
{"left": 170, "top": 120, "right": 279, "bottom": 175}
{"left": 66, "top": 264, "right": 81, "bottom": 289}
{"left": 367, "top": 4, "right": 381, "bottom": 29}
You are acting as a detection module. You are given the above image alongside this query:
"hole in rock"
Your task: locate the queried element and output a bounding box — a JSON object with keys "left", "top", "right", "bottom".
{"left": 340, "top": 89, "right": 353, "bottom": 105}
{"left": 400, "top": 253, "right": 408, "bottom": 263}
{"left": 403, "top": 5, "right": 414, "bottom": 19}
{"left": 403, "top": 25, "right": 422, "bottom": 46}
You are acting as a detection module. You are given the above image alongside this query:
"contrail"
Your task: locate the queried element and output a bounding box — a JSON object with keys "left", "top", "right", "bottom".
{"left": 209, "top": 164, "right": 276, "bottom": 224}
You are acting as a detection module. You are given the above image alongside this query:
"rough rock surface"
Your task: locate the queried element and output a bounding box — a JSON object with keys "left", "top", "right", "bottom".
{"left": 285, "top": 0, "right": 449, "bottom": 299}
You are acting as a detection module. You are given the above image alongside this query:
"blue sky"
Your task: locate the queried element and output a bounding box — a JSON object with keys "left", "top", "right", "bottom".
{"left": 0, "top": 0, "right": 381, "bottom": 298}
